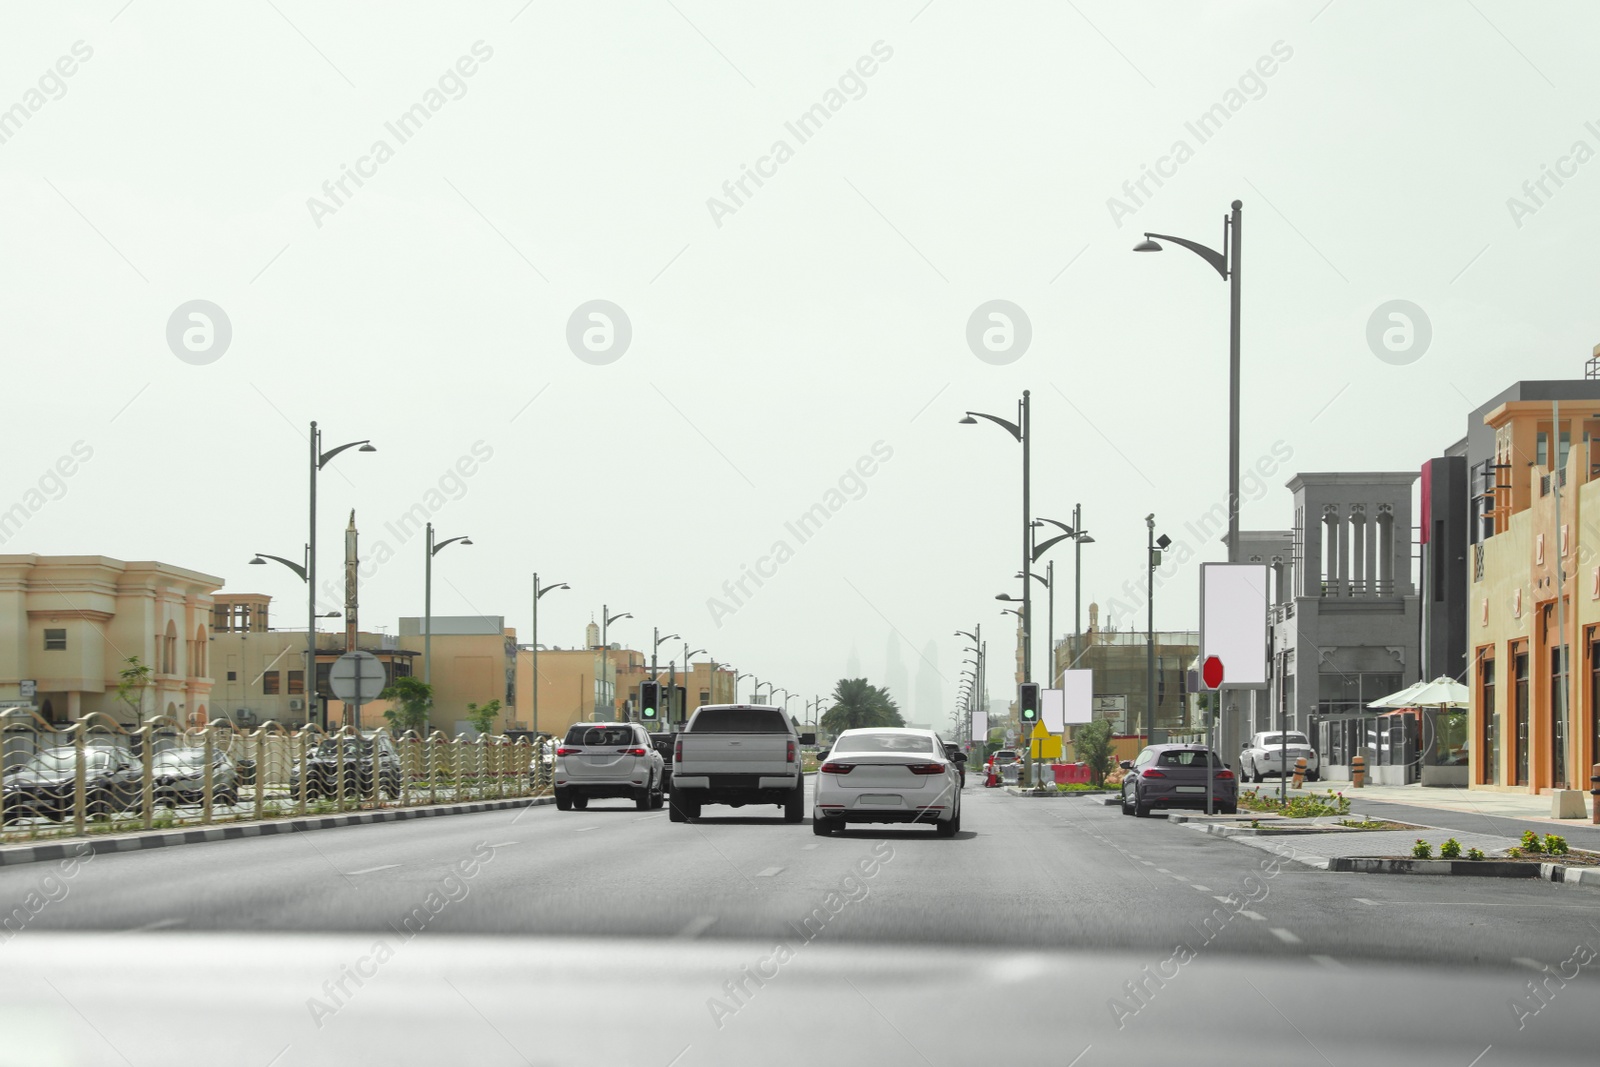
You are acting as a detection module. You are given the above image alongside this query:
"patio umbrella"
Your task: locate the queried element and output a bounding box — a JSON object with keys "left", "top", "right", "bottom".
{"left": 1366, "top": 679, "right": 1431, "bottom": 709}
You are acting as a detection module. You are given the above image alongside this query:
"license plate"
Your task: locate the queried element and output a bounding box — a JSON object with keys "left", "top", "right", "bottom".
{"left": 1176, "top": 786, "right": 1207, "bottom": 793}
{"left": 858, "top": 794, "right": 902, "bottom": 806}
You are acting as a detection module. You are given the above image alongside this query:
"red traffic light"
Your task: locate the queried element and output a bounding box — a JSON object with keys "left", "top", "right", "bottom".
{"left": 1202, "top": 656, "right": 1225, "bottom": 690}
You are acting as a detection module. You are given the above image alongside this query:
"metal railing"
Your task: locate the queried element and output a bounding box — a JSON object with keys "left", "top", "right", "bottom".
{"left": 0, "top": 709, "right": 553, "bottom": 844}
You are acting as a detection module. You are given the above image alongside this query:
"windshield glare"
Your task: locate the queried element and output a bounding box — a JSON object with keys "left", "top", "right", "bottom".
{"left": 835, "top": 732, "right": 937, "bottom": 754}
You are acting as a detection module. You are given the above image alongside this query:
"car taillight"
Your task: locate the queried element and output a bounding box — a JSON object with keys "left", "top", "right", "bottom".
{"left": 622, "top": 748, "right": 647, "bottom": 756}
{"left": 1141, "top": 768, "right": 1167, "bottom": 778}
{"left": 786, "top": 741, "right": 795, "bottom": 763}
{"left": 907, "top": 764, "right": 945, "bottom": 775}
{"left": 1216, "top": 769, "right": 1235, "bottom": 780}
{"left": 556, "top": 746, "right": 577, "bottom": 757}
{"left": 674, "top": 739, "right": 683, "bottom": 762}
{"left": 820, "top": 762, "right": 855, "bottom": 774}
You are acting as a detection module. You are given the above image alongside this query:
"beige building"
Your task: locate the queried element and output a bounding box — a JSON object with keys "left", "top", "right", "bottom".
{"left": 1471, "top": 399, "right": 1600, "bottom": 795}
{"left": 396, "top": 615, "right": 518, "bottom": 735}
{"left": 0, "top": 555, "right": 223, "bottom": 725}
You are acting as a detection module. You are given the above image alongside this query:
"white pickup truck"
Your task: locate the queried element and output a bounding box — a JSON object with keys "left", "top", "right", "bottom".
{"left": 669, "top": 704, "right": 814, "bottom": 823}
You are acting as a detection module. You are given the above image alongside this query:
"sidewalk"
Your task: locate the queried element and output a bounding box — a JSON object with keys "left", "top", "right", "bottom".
{"left": 1246, "top": 778, "right": 1600, "bottom": 852}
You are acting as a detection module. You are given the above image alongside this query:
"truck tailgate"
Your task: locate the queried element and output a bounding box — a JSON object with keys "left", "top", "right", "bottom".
{"left": 675, "top": 735, "right": 790, "bottom": 775}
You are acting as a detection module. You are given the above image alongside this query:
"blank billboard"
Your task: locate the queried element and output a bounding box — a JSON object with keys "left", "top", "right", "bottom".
{"left": 1060, "top": 669, "right": 1093, "bottom": 723}
{"left": 970, "top": 710, "right": 988, "bottom": 742}
{"left": 1042, "top": 688, "right": 1064, "bottom": 733}
{"left": 1199, "top": 562, "right": 1269, "bottom": 689}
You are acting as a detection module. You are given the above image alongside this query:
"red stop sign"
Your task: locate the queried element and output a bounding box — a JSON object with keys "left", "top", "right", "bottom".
{"left": 1202, "top": 655, "right": 1225, "bottom": 689}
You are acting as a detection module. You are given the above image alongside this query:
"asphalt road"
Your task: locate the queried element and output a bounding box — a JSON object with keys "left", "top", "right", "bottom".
{"left": 4, "top": 781, "right": 1600, "bottom": 1064}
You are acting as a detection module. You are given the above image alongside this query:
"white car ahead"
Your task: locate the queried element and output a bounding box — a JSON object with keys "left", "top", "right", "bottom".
{"left": 813, "top": 727, "right": 964, "bottom": 837}
{"left": 1240, "top": 731, "right": 1320, "bottom": 782}
{"left": 553, "top": 722, "right": 665, "bottom": 811}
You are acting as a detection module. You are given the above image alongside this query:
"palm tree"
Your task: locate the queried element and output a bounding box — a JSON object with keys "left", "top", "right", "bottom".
{"left": 821, "top": 678, "right": 906, "bottom": 735}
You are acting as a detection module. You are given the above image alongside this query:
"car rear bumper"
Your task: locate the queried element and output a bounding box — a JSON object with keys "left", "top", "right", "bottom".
{"left": 557, "top": 783, "right": 646, "bottom": 799}
{"left": 818, "top": 805, "right": 951, "bottom": 824}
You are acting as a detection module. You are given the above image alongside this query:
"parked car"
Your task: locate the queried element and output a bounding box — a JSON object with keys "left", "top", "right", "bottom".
{"left": 553, "top": 722, "right": 664, "bottom": 811}
{"left": 1239, "top": 731, "right": 1320, "bottom": 782}
{"left": 2, "top": 746, "right": 140, "bottom": 822}
{"left": 649, "top": 733, "right": 676, "bottom": 793}
{"left": 813, "top": 727, "right": 964, "bottom": 837}
{"left": 943, "top": 742, "right": 967, "bottom": 787}
{"left": 527, "top": 737, "right": 557, "bottom": 784}
{"left": 150, "top": 747, "right": 239, "bottom": 807}
{"left": 670, "top": 704, "right": 813, "bottom": 823}
{"left": 290, "top": 733, "right": 402, "bottom": 799}
{"left": 1119, "top": 744, "right": 1236, "bottom": 817}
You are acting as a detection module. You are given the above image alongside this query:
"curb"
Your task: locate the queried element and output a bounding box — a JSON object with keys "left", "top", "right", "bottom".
{"left": 1328, "top": 857, "right": 1538, "bottom": 877}
{"left": 0, "top": 795, "right": 553, "bottom": 869}
{"left": 1003, "top": 788, "right": 1117, "bottom": 798}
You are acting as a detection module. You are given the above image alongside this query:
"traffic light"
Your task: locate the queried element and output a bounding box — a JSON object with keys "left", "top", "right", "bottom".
{"left": 639, "top": 681, "right": 661, "bottom": 722}
{"left": 1019, "top": 682, "right": 1040, "bottom": 724}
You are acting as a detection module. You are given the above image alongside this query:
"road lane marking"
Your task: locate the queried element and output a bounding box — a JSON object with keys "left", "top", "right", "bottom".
{"left": 484, "top": 841, "right": 519, "bottom": 848}
{"left": 1269, "top": 927, "right": 1301, "bottom": 944}
{"left": 1354, "top": 897, "right": 1382, "bottom": 906}
{"left": 1238, "top": 910, "right": 1266, "bottom": 921}
{"left": 756, "top": 866, "right": 784, "bottom": 877}
{"left": 347, "top": 864, "right": 399, "bottom": 875}
{"left": 1190, "top": 884, "right": 1212, "bottom": 892}
{"left": 574, "top": 826, "right": 599, "bottom": 832}
{"left": 677, "top": 915, "right": 717, "bottom": 939}
{"left": 1310, "top": 954, "right": 1345, "bottom": 970}
{"left": 1157, "top": 868, "right": 1172, "bottom": 874}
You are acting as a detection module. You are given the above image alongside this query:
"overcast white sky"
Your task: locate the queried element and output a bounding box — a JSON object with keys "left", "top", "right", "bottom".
{"left": 3, "top": 1, "right": 1596, "bottom": 725}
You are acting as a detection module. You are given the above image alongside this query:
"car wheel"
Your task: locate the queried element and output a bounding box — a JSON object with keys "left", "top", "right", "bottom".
{"left": 634, "top": 783, "right": 652, "bottom": 811}
{"left": 1218, "top": 804, "right": 1238, "bottom": 815}
{"left": 812, "top": 813, "right": 842, "bottom": 836}
{"left": 1120, "top": 788, "right": 1135, "bottom": 816}
{"left": 783, "top": 781, "right": 804, "bottom": 823}
{"left": 936, "top": 799, "right": 961, "bottom": 837}
{"left": 572, "top": 795, "right": 588, "bottom": 810}
{"left": 1133, "top": 790, "right": 1151, "bottom": 817}
{"left": 555, "top": 790, "right": 572, "bottom": 812}
{"left": 1307, "top": 769, "right": 1320, "bottom": 782}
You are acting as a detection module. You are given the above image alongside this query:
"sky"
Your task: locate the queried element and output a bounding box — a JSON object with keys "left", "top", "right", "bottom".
{"left": 3, "top": 1, "right": 1598, "bottom": 730}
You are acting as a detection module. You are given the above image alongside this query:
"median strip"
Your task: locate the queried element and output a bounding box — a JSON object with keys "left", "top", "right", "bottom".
{"left": 0, "top": 796, "right": 553, "bottom": 870}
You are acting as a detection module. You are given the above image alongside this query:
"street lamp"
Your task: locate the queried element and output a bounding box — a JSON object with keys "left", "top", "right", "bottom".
{"left": 961, "top": 393, "right": 1032, "bottom": 685}
{"left": 423, "top": 524, "right": 473, "bottom": 686}
{"left": 306, "top": 422, "right": 376, "bottom": 729}
{"left": 684, "top": 646, "right": 706, "bottom": 717}
{"left": 530, "top": 573, "right": 569, "bottom": 740}
{"left": 1145, "top": 515, "right": 1173, "bottom": 744}
{"left": 599, "top": 607, "right": 631, "bottom": 717}
{"left": 1135, "top": 203, "right": 1242, "bottom": 562}
{"left": 734, "top": 672, "right": 753, "bottom": 702}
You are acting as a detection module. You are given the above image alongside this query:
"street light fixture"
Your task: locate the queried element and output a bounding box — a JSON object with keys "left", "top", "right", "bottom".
{"left": 961, "top": 393, "right": 1032, "bottom": 687}
{"left": 530, "top": 574, "right": 569, "bottom": 739}
{"left": 424, "top": 524, "right": 473, "bottom": 686}
{"left": 306, "top": 422, "right": 376, "bottom": 728}
{"left": 1145, "top": 515, "right": 1173, "bottom": 744}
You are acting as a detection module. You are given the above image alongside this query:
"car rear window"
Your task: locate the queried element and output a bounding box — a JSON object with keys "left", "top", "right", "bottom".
{"left": 564, "top": 725, "right": 637, "bottom": 746}
{"left": 1260, "top": 734, "right": 1308, "bottom": 747}
{"left": 835, "top": 732, "right": 937, "bottom": 754}
{"left": 1157, "top": 749, "right": 1220, "bottom": 767}
{"left": 687, "top": 708, "right": 789, "bottom": 733}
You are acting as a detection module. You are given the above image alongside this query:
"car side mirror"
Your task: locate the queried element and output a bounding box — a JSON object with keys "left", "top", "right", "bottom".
{"left": 799, "top": 733, "right": 816, "bottom": 746}
{"left": 955, "top": 753, "right": 967, "bottom": 763}
{"left": 1118, "top": 760, "right": 1133, "bottom": 770}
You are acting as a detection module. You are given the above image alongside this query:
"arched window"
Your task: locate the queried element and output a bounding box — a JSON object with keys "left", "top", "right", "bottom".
{"left": 194, "top": 625, "right": 207, "bottom": 676}
{"left": 164, "top": 620, "right": 178, "bottom": 674}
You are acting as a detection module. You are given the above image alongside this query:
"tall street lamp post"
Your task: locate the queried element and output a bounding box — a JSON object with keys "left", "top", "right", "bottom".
{"left": 530, "top": 574, "right": 568, "bottom": 740}
{"left": 600, "top": 607, "right": 632, "bottom": 718}
{"left": 961, "top": 393, "right": 1032, "bottom": 683}
{"left": 684, "top": 646, "right": 706, "bottom": 718}
{"left": 423, "top": 523, "right": 473, "bottom": 686}
{"left": 306, "top": 422, "right": 375, "bottom": 728}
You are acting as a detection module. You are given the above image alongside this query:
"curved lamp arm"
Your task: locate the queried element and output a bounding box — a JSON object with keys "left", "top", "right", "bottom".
{"left": 1140, "top": 231, "right": 1228, "bottom": 279}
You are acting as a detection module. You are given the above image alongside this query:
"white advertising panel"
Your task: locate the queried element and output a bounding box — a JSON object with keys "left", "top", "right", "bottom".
{"left": 970, "top": 710, "right": 988, "bottom": 742}
{"left": 1061, "top": 669, "right": 1094, "bottom": 724}
{"left": 1041, "top": 688, "right": 1064, "bottom": 733}
{"left": 1199, "top": 562, "right": 1270, "bottom": 689}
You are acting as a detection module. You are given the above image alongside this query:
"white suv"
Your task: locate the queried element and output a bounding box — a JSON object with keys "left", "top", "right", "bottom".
{"left": 1240, "top": 731, "right": 1319, "bottom": 783}
{"left": 553, "top": 722, "right": 665, "bottom": 811}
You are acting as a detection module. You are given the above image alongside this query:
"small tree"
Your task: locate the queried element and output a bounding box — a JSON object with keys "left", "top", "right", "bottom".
{"left": 115, "top": 656, "right": 152, "bottom": 725}
{"left": 380, "top": 676, "right": 434, "bottom": 734}
{"left": 1074, "top": 719, "right": 1117, "bottom": 787}
{"left": 465, "top": 698, "right": 502, "bottom": 737}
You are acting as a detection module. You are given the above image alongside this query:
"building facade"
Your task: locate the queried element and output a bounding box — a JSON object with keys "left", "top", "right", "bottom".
{"left": 397, "top": 615, "right": 518, "bottom": 734}
{"left": 0, "top": 555, "right": 223, "bottom": 725}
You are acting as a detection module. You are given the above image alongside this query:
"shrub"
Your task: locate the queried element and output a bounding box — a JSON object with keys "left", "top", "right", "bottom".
{"left": 1466, "top": 847, "right": 1485, "bottom": 861}
{"left": 1544, "top": 834, "right": 1570, "bottom": 856}
{"left": 1439, "top": 838, "right": 1462, "bottom": 859}
{"left": 1521, "top": 830, "right": 1544, "bottom": 854}
{"left": 1411, "top": 839, "right": 1433, "bottom": 859}
{"left": 1506, "top": 846, "right": 1523, "bottom": 859}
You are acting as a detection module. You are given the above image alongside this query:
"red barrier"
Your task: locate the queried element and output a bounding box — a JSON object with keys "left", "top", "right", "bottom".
{"left": 1051, "top": 763, "right": 1091, "bottom": 785}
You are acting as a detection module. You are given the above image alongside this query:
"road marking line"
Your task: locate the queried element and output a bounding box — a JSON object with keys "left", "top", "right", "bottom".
{"left": 1190, "top": 884, "right": 1212, "bottom": 892}
{"left": 1157, "top": 868, "right": 1172, "bottom": 874}
{"left": 1239, "top": 910, "right": 1266, "bottom": 921}
{"left": 484, "top": 841, "right": 519, "bottom": 848}
{"left": 124, "top": 918, "right": 183, "bottom": 932}
{"left": 347, "top": 864, "right": 399, "bottom": 875}
{"left": 1140, "top": 860, "right": 1154, "bottom": 866}
{"left": 1354, "top": 897, "right": 1382, "bottom": 906}
{"left": 1269, "top": 927, "right": 1301, "bottom": 943}
{"left": 1513, "top": 957, "right": 1549, "bottom": 971}
{"left": 756, "top": 866, "right": 784, "bottom": 877}
{"left": 677, "top": 915, "right": 718, "bottom": 939}
{"left": 1310, "top": 954, "right": 1345, "bottom": 970}
{"left": 574, "top": 826, "right": 599, "bottom": 832}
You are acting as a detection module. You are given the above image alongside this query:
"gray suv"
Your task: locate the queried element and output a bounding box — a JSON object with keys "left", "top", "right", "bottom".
{"left": 1119, "top": 744, "right": 1237, "bottom": 817}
